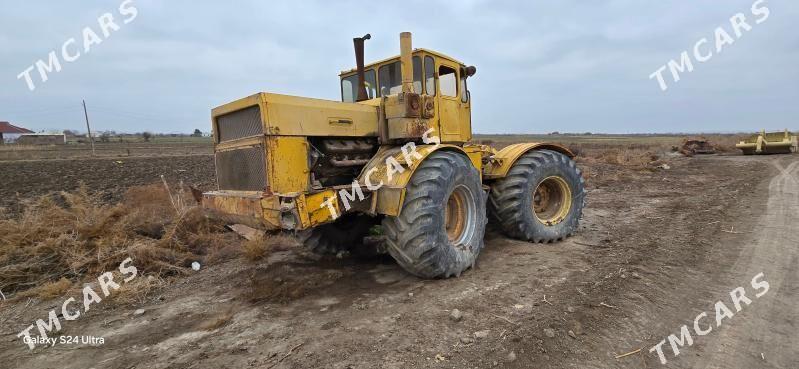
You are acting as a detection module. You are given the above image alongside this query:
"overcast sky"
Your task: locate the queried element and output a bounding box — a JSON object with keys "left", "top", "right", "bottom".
{"left": 1, "top": 0, "right": 797, "bottom": 134}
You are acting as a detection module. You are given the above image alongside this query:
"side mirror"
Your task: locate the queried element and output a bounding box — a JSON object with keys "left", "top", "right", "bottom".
{"left": 463, "top": 66, "right": 477, "bottom": 78}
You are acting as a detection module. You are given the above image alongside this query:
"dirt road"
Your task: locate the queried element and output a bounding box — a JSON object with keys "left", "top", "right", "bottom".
{"left": 574, "top": 155, "right": 799, "bottom": 369}
{"left": 688, "top": 157, "right": 799, "bottom": 369}
{"left": 0, "top": 154, "right": 796, "bottom": 369}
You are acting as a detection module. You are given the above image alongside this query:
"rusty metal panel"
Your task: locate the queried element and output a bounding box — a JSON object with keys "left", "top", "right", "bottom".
{"left": 260, "top": 195, "right": 282, "bottom": 229}
{"left": 387, "top": 117, "right": 434, "bottom": 140}
{"left": 375, "top": 187, "right": 405, "bottom": 216}
{"left": 301, "top": 190, "right": 340, "bottom": 227}
{"left": 215, "top": 145, "right": 267, "bottom": 191}
{"left": 265, "top": 136, "right": 309, "bottom": 194}
{"left": 201, "top": 191, "right": 280, "bottom": 230}
{"left": 216, "top": 105, "right": 263, "bottom": 142}
{"left": 201, "top": 191, "right": 264, "bottom": 219}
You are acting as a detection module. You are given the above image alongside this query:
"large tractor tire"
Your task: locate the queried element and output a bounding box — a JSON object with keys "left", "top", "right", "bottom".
{"left": 488, "top": 149, "right": 585, "bottom": 243}
{"left": 383, "top": 151, "right": 487, "bottom": 279}
{"left": 298, "top": 214, "right": 380, "bottom": 256}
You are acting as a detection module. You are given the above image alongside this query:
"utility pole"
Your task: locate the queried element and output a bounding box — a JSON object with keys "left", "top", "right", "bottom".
{"left": 82, "top": 99, "right": 95, "bottom": 156}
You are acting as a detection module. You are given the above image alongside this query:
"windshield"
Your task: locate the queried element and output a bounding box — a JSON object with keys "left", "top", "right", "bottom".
{"left": 341, "top": 69, "right": 377, "bottom": 102}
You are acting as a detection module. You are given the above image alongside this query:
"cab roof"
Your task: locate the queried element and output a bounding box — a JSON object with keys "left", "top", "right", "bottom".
{"left": 339, "top": 48, "right": 464, "bottom": 76}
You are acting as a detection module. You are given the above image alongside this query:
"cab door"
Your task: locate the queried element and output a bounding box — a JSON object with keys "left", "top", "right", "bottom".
{"left": 435, "top": 61, "right": 463, "bottom": 143}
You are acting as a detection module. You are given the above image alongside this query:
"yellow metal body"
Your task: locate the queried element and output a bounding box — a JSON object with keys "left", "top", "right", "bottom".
{"left": 736, "top": 129, "right": 798, "bottom": 155}
{"left": 215, "top": 93, "right": 380, "bottom": 139}
{"left": 202, "top": 33, "right": 576, "bottom": 232}
{"left": 354, "top": 144, "right": 483, "bottom": 217}
{"left": 483, "top": 143, "right": 574, "bottom": 179}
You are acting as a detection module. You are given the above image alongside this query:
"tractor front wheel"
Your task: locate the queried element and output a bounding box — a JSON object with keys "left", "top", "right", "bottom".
{"left": 383, "top": 151, "right": 487, "bottom": 279}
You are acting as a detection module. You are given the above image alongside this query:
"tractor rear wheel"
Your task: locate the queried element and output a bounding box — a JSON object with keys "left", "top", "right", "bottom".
{"left": 488, "top": 149, "right": 585, "bottom": 242}
{"left": 298, "top": 214, "right": 380, "bottom": 257}
{"left": 383, "top": 151, "right": 486, "bottom": 278}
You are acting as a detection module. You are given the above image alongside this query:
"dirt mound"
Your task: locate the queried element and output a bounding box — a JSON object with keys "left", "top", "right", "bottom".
{"left": 570, "top": 144, "right": 667, "bottom": 172}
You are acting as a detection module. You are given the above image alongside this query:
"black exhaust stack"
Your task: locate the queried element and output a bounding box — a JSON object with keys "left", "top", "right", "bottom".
{"left": 353, "top": 34, "right": 371, "bottom": 102}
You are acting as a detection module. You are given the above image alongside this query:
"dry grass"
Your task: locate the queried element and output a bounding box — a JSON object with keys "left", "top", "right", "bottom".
{"left": 16, "top": 277, "right": 73, "bottom": 299}
{"left": 112, "top": 274, "right": 168, "bottom": 304}
{"left": 568, "top": 143, "right": 666, "bottom": 171}
{"left": 0, "top": 183, "right": 255, "bottom": 300}
{"left": 473, "top": 134, "right": 676, "bottom": 170}
{"left": 474, "top": 133, "right": 748, "bottom": 160}
{"left": 242, "top": 234, "right": 299, "bottom": 261}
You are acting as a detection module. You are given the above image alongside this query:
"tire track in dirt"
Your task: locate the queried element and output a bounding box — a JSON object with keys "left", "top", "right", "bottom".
{"left": 512, "top": 155, "right": 774, "bottom": 369}
{"left": 692, "top": 158, "right": 799, "bottom": 369}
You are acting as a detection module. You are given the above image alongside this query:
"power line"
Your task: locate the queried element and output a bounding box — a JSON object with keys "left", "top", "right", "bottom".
{"left": 89, "top": 105, "right": 198, "bottom": 121}
{"left": 90, "top": 109, "right": 195, "bottom": 124}
{"left": 3, "top": 106, "right": 83, "bottom": 116}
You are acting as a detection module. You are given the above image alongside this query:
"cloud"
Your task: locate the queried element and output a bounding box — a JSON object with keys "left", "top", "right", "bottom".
{"left": 1, "top": 0, "right": 796, "bottom": 134}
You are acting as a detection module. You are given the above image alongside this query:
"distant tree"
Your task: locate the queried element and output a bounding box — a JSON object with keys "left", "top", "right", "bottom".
{"left": 192, "top": 129, "right": 202, "bottom": 137}
{"left": 142, "top": 132, "right": 152, "bottom": 142}
{"left": 63, "top": 129, "right": 78, "bottom": 136}
{"left": 100, "top": 132, "right": 111, "bottom": 143}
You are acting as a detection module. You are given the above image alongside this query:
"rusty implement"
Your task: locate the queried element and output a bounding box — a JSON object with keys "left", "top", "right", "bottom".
{"left": 736, "top": 129, "right": 798, "bottom": 155}
{"left": 680, "top": 137, "right": 716, "bottom": 156}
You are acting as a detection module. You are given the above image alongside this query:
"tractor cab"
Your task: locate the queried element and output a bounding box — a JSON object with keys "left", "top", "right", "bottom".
{"left": 339, "top": 46, "right": 476, "bottom": 143}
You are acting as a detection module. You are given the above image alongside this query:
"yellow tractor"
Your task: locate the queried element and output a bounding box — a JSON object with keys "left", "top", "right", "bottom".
{"left": 202, "top": 32, "right": 585, "bottom": 278}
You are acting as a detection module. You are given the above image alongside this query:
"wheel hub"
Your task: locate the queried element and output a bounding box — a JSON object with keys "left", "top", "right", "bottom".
{"left": 533, "top": 176, "right": 572, "bottom": 226}
{"left": 444, "top": 185, "right": 476, "bottom": 245}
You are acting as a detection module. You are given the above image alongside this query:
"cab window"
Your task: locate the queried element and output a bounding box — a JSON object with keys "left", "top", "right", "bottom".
{"left": 378, "top": 62, "right": 400, "bottom": 95}
{"left": 341, "top": 69, "right": 377, "bottom": 102}
{"left": 460, "top": 73, "right": 469, "bottom": 103}
{"left": 424, "top": 56, "right": 435, "bottom": 96}
{"left": 439, "top": 65, "right": 457, "bottom": 97}
{"left": 413, "top": 56, "right": 422, "bottom": 93}
{"left": 379, "top": 57, "right": 423, "bottom": 95}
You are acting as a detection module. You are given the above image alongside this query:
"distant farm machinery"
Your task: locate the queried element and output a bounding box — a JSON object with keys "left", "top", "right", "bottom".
{"left": 736, "top": 130, "right": 798, "bottom": 155}
{"left": 679, "top": 137, "right": 716, "bottom": 156}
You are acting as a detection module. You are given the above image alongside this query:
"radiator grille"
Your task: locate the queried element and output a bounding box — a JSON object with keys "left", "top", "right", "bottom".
{"left": 215, "top": 146, "right": 267, "bottom": 191}
{"left": 216, "top": 105, "right": 263, "bottom": 142}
